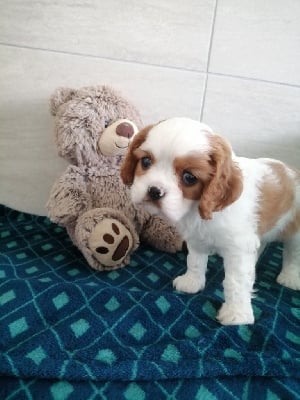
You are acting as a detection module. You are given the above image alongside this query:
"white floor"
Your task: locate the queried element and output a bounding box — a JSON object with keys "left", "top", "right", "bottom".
{"left": 0, "top": 0, "right": 300, "bottom": 215}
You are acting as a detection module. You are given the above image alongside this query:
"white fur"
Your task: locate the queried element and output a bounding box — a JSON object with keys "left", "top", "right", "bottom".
{"left": 129, "top": 118, "right": 300, "bottom": 325}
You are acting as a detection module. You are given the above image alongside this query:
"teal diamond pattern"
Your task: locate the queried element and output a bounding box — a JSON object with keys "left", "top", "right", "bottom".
{"left": 108, "top": 271, "right": 120, "bottom": 280}
{"left": 0, "top": 289, "right": 16, "bottom": 306}
{"left": 50, "top": 381, "right": 74, "bottom": 400}
{"left": 202, "top": 300, "right": 216, "bottom": 318}
{"left": 70, "top": 319, "right": 90, "bottom": 338}
{"left": 292, "top": 296, "right": 300, "bottom": 306}
{"left": 163, "top": 261, "right": 174, "bottom": 271}
{"left": 26, "top": 266, "right": 38, "bottom": 274}
{"left": 96, "top": 349, "right": 117, "bottom": 365}
{"left": 155, "top": 296, "right": 170, "bottom": 314}
{"left": 0, "top": 205, "right": 299, "bottom": 398}
{"left": 39, "top": 277, "right": 52, "bottom": 283}
{"left": 124, "top": 383, "right": 146, "bottom": 400}
{"left": 144, "top": 250, "right": 154, "bottom": 258}
{"left": 105, "top": 296, "right": 120, "bottom": 312}
{"left": 0, "top": 230, "right": 10, "bottom": 238}
{"left": 129, "top": 322, "right": 146, "bottom": 341}
{"left": 53, "top": 254, "right": 65, "bottom": 262}
{"left": 224, "top": 349, "right": 243, "bottom": 362}
{"left": 266, "top": 390, "right": 281, "bottom": 400}
{"left": 196, "top": 386, "right": 217, "bottom": 400}
{"left": 286, "top": 331, "right": 300, "bottom": 344}
{"left": 6, "top": 241, "right": 17, "bottom": 249}
{"left": 67, "top": 268, "right": 80, "bottom": 277}
{"left": 129, "top": 259, "right": 138, "bottom": 267}
{"left": 161, "top": 344, "right": 181, "bottom": 363}
{"left": 0, "top": 270, "right": 6, "bottom": 278}
{"left": 26, "top": 346, "right": 47, "bottom": 366}
{"left": 185, "top": 325, "right": 200, "bottom": 339}
{"left": 53, "top": 292, "right": 69, "bottom": 310}
{"left": 238, "top": 325, "right": 252, "bottom": 343}
{"left": 16, "top": 252, "right": 27, "bottom": 260}
{"left": 9, "top": 317, "right": 28, "bottom": 337}
{"left": 41, "top": 243, "right": 53, "bottom": 251}
{"left": 147, "top": 272, "right": 159, "bottom": 283}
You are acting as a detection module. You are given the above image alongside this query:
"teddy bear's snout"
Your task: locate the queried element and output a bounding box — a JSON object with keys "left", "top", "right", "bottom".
{"left": 116, "top": 122, "right": 135, "bottom": 139}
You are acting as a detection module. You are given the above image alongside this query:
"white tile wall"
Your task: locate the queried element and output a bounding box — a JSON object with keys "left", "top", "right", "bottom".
{"left": 202, "top": 74, "right": 300, "bottom": 165}
{"left": 210, "top": 0, "right": 300, "bottom": 85}
{"left": 0, "top": 0, "right": 299, "bottom": 215}
{"left": 0, "top": 0, "right": 215, "bottom": 70}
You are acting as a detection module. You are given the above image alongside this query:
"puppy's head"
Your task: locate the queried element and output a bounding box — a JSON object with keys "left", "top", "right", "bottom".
{"left": 121, "top": 118, "right": 243, "bottom": 222}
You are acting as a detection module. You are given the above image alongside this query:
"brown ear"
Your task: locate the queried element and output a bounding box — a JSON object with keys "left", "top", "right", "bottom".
{"left": 199, "top": 134, "right": 243, "bottom": 220}
{"left": 120, "top": 125, "right": 153, "bottom": 185}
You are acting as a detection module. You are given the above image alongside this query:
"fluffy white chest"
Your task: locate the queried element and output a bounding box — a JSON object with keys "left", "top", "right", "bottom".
{"left": 176, "top": 206, "right": 251, "bottom": 256}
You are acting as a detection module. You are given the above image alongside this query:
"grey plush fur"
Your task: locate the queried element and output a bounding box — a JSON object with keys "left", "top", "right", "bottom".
{"left": 47, "top": 85, "right": 183, "bottom": 271}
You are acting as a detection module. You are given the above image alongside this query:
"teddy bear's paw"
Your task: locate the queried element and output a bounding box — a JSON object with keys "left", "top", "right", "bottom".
{"left": 88, "top": 218, "right": 134, "bottom": 268}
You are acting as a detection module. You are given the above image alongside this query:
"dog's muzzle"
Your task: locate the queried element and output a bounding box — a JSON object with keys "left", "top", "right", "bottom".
{"left": 147, "top": 186, "right": 165, "bottom": 201}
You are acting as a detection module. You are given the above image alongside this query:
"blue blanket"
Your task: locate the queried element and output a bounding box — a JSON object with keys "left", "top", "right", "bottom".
{"left": 0, "top": 205, "right": 299, "bottom": 399}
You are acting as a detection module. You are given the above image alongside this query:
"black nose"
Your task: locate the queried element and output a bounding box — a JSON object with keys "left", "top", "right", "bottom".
{"left": 148, "top": 186, "right": 165, "bottom": 201}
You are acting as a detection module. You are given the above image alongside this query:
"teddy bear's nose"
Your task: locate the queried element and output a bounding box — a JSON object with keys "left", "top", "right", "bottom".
{"left": 116, "top": 122, "right": 134, "bottom": 138}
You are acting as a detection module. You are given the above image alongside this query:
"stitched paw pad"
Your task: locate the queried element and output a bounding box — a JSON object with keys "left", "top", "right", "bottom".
{"left": 88, "top": 218, "right": 133, "bottom": 268}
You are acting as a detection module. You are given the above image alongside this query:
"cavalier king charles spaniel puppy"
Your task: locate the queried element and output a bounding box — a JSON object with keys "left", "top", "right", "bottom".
{"left": 121, "top": 117, "right": 300, "bottom": 325}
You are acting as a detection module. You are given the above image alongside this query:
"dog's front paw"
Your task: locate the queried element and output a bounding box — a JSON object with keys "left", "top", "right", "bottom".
{"left": 173, "top": 273, "right": 205, "bottom": 294}
{"left": 217, "top": 303, "right": 254, "bottom": 326}
{"left": 277, "top": 270, "right": 300, "bottom": 290}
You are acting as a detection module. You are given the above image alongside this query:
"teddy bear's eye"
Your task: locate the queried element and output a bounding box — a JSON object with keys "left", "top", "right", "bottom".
{"left": 141, "top": 157, "right": 152, "bottom": 170}
{"left": 104, "top": 119, "right": 112, "bottom": 128}
{"left": 182, "top": 170, "right": 197, "bottom": 186}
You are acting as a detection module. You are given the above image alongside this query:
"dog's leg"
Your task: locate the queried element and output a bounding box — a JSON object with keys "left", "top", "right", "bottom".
{"left": 277, "top": 232, "right": 300, "bottom": 290}
{"left": 173, "top": 248, "right": 208, "bottom": 293}
{"left": 217, "top": 252, "right": 257, "bottom": 325}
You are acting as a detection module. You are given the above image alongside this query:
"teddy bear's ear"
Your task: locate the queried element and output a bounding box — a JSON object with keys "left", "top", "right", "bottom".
{"left": 49, "top": 87, "right": 76, "bottom": 116}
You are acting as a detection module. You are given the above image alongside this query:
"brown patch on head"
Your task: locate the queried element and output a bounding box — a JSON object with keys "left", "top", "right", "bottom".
{"left": 257, "top": 161, "right": 296, "bottom": 236}
{"left": 174, "top": 154, "right": 214, "bottom": 200}
{"left": 120, "top": 125, "right": 154, "bottom": 185}
{"left": 197, "top": 134, "right": 243, "bottom": 219}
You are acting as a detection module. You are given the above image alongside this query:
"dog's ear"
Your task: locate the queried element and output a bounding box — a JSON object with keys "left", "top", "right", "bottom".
{"left": 121, "top": 125, "right": 153, "bottom": 185}
{"left": 198, "top": 134, "right": 243, "bottom": 220}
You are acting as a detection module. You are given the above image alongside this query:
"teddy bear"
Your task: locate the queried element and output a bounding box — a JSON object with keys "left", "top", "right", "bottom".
{"left": 46, "top": 85, "right": 183, "bottom": 271}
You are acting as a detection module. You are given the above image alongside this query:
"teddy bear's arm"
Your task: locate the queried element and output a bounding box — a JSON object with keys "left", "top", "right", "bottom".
{"left": 141, "top": 214, "right": 183, "bottom": 253}
{"left": 47, "top": 166, "right": 91, "bottom": 226}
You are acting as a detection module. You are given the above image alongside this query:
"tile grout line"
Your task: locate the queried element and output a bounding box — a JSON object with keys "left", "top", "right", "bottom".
{"left": 0, "top": 41, "right": 299, "bottom": 90}
{"left": 199, "top": 74, "right": 209, "bottom": 122}
{"left": 0, "top": 41, "right": 202, "bottom": 74}
{"left": 208, "top": 71, "right": 300, "bottom": 89}
{"left": 200, "top": 0, "right": 219, "bottom": 122}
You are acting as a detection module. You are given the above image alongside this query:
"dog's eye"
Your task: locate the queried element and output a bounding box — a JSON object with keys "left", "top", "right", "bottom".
{"left": 182, "top": 171, "right": 197, "bottom": 186}
{"left": 141, "top": 156, "right": 152, "bottom": 170}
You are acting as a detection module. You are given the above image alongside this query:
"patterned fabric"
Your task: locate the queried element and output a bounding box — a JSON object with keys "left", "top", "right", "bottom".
{"left": 0, "top": 204, "right": 299, "bottom": 399}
